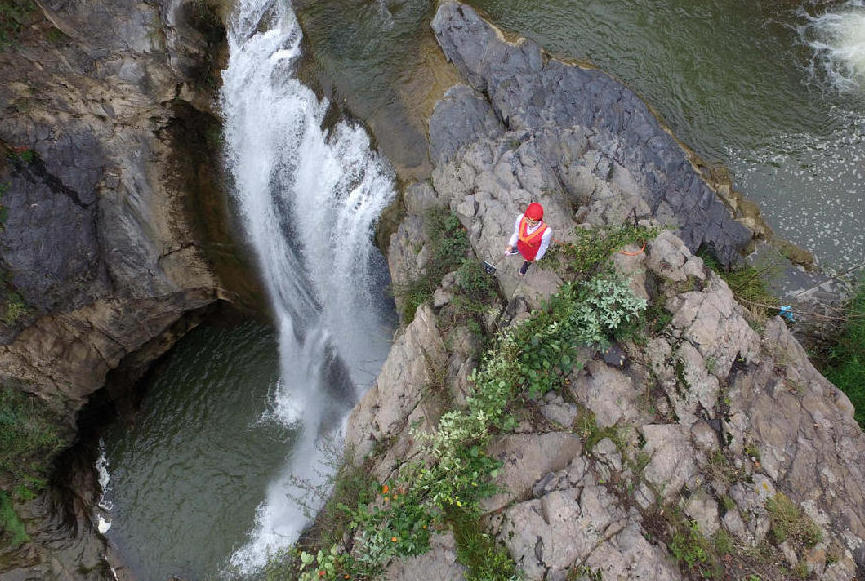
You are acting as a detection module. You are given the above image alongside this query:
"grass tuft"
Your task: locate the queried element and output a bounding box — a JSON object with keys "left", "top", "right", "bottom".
{"left": 766, "top": 492, "right": 822, "bottom": 549}
{"left": 698, "top": 249, "right": 779, "bottom": 321}
{"left": 450, "top": 508, "right": 521, "bottom": 581}
{"left": 394, "top": 209, "right": 470, "bottom": 323}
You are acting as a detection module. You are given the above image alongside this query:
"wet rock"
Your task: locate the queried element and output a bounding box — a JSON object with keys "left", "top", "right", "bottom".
{"left": 602, "top": 343, "right": 627, "bottom": 368}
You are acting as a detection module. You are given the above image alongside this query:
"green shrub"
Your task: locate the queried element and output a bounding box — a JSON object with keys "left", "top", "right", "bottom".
{"left": 668, "top": 518, "right": 724, "bottom": 577}
{"left": 713, "top": 529, "right": 734, "bottom": 556}
{"left": 544, "top": 223, "right": 658, "bottom": 280}
{"left": 292, "top": 271, "right": 646, "bottom": 578}
{"left": 452, "top": 259, "right": 498, "bottom": 316}
{"left": 494, "top": 274, "right": 646, "bottom": 399}
{"left": 822, "top": 282, "right": 865, "bottom": 428}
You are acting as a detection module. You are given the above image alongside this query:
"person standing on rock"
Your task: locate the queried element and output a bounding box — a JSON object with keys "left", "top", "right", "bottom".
{"left": 505, "top": 202, "right": 552, "bottom": 276}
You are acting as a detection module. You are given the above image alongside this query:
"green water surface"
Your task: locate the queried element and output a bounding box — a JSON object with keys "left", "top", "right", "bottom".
{"left": 464, "top": 0, "right": 865, "bottom": 269}
{"left": 102, "top": 320, "right": 287, "bottom": 580}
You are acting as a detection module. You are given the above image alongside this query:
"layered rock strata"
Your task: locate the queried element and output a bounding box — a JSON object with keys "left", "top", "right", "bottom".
{"left": 345, "top": 3, "right": 865, "bottom": 579}
{"left": 0, "top": 1, "right": 244, "bottom": 577}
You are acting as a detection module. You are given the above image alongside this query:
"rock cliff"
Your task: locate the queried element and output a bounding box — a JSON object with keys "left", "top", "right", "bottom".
{"left": 341, "top": 3, "right": 865, "bottom": 580}
{"left": 0, "top": 1, "right": 253, "bottom": 577}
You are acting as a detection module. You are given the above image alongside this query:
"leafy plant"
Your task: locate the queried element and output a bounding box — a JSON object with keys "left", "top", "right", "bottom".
{"left": 281, "top": 271, "right": 646, "bottom": 578}
{"left": 500, "top": 274, "right": 646, "bottom": 399}
{"left": 543, "top": 223, "right": 658, "bottom": 280}
{"left": 3, "top": 291, "right": 29, "bottom": 325}
{"left": 669, "top": 519, "right": 715, "bottom": 574}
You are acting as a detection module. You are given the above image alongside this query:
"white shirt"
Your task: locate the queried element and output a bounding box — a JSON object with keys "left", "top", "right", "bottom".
{"left": 508, "top": 213, "right": 553, "bottom": 261}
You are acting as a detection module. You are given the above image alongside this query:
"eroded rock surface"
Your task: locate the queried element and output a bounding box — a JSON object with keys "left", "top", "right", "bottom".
{"left": 0, "top": 0, "right": 239, "bottom": 576}
{"left": 344, "top": 3, "right": 865, "bottom": 580}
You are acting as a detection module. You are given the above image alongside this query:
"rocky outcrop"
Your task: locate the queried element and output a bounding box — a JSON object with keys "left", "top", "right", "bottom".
{"left": 430, "top": 2, "right": 751, "bottom": 268}
{"left": 0, "top": 0, "right": 250, "bottom": 576}
{"left": 342, "top": 2, "right": 865, "bottom": 579}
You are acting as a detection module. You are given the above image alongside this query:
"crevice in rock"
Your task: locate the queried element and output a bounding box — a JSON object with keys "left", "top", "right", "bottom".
{"left": 8, "top": 153, "right": 92, "bottom": 209}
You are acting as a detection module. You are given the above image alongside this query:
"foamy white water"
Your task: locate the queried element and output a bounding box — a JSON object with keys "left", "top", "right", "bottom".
{"left": 95, "top": 439, "right": 113, "bottom": 534}
{"left": 221, "top": 0, "right": 395, "bottom": 571}
{"left": 801, "top": 0, "right": 865, "bottom": 92}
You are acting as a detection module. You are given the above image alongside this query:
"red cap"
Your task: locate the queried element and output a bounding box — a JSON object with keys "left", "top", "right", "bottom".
{"left": 525, "top": 203, "right": 543, "bottom": 220}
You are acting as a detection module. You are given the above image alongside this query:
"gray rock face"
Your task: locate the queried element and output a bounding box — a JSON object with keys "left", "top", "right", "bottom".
{"left": 0, "top": 0, "right": 225, "bottom": 403}
{"left": 0, "top": 0, "right": 231, "bottom": 577}
{"left": 0, "top": 153, "right": 109, "bottom": 312}
{"left": 482, "top": 433, "right": 583, "bottom": 512}
{"left": 384, "top": 533, "right": 466, "bottom": 581}
{"left": 430, "top": 85, "right": 505, "bottom": 165}
{"left": 431, "top": 2, "right": 751, "bottom": 266}
{"left": 351, "top": 4, "right": 865, "bottom": 580}
{"left": 346, "top": 305, "right": 447, "bottom": 469}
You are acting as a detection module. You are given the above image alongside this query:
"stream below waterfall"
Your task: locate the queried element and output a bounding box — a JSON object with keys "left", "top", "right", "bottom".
{"left": 98, "top": 0, "right": 865, "bottom": 578}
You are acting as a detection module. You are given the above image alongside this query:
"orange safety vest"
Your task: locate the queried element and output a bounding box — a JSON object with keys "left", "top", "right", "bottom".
{"left": 517, "top": 217, "right": 547, "bottom": 261}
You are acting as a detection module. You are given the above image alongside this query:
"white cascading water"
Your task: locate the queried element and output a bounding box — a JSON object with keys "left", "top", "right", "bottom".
{"left": 221, "top": 0, "right": 395, "bottom": 571}
{"left": 801, "top": 0, "right": 865, "bottom": 92}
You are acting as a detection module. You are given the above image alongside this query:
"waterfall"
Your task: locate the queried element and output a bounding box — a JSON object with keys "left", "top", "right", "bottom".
{"left": 800, "top": 0, "right": 865, "bottom": 93}
{"left": 220, "top": 0, "right": 395, "bottom": 571}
